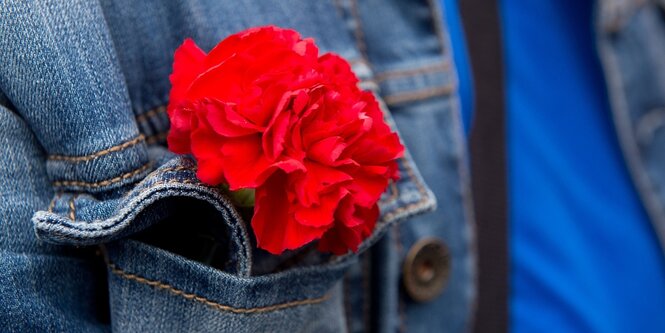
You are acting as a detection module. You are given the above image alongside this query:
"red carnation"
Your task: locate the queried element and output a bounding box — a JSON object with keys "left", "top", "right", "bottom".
{"left": 167, "top": 26, "right": 403, "bottom": 255}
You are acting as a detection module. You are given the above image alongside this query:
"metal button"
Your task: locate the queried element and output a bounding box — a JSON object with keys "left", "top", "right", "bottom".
{"left": 402, "top": 238, "right": 450, "bottom": 302}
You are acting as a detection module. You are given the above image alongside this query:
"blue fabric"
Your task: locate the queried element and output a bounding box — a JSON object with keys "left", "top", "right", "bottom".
{"left": 1, "top": 0, "right": 458, "bottom": 331}
{"left": 499, "top": 0, "right": 665, "bottom": 332}
{"left": 440, "top": 0, "right": 473, "bottom": 135}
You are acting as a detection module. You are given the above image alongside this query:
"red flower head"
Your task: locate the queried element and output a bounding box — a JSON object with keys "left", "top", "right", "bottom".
{"left": 167, "top": 26, "right": 404, "bottom": 255}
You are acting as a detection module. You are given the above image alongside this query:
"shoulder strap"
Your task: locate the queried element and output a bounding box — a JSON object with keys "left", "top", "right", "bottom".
{"left": 459, "top": 0, "right": 509, "bottom": 331}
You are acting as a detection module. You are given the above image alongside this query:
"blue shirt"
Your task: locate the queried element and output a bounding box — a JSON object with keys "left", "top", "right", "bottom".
{"left": 444, "top": 0, "right": 665, "bottom": 331}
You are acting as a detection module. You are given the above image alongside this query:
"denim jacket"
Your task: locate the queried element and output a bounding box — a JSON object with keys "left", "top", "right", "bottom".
{"left": 596, "top": 0, "right": 665, "bottom": 249}
{"left": 0, "top": 0, "right": 476, "bottom": 332}
{"left": 3, "top": 0, "right": 663, "bottom": 332}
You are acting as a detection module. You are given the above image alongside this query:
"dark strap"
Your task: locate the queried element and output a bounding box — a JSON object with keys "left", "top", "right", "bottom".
{"left": 459, "top": 0, "right": 509, "bottom": 332}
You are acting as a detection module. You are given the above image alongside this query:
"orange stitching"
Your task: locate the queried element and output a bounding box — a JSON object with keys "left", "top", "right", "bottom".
{"left": 53, "top": 163, "right": 152, "bottom": 188}
{"left": 48, "top": 135, "right": 145, "bottom": 162}
{"left": 118, "top": 168, "right": 200, "bottom": 200}
{"left": 383, "top": 85, "right": 455, "bottom": 106}
{"left": 48, "top": 193, "right": 62, "bottom": 213}
{"left": 381, "top": 188, "right": 432, "bottom": 222}
{"left": 68, "top": 194, "right": 77, "bottom": 221}
{"left": 138, "top": 165, "right": 196, "bottom": 184}
{"left": 347, "top": 0, "right": 433, "bottom": 223}
{"left": 107, "top": 262, "right": 331, "bottom": 314}
{"left": 147, "top": 179, "right": 198, "bottom": 187}
{"left": 382, "top": 151, "right": 430, "bottom": 222}
{"left": 384, "top": 180, "right": 399, "bottom": 204}
{"left": 146, "top": 132, "right": 168, "bottom": 145}
{"left": 120, "top": 177, "right": 199, "bottom": 199}
{"left": 135, "top": 106, "right": 167, "bottom": 123}
{"left": 154, "top": 166, "right": 196, "bottom": 174}
{"left": 374, "top": 62, "right": 450, "bottom": 82}
{"left": 382, "top": 185, "right": 429, "bottom": 221}
{"left": 346, "top": 0, "right": 419, "bottom": 213}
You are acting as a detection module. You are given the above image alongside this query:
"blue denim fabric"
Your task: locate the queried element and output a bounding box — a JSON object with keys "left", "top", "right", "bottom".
{"left": 596, "top": 0, "right": 665, "bottom": 250}
{"left": 0, "top": 0, "right": 475, "bottom": 332}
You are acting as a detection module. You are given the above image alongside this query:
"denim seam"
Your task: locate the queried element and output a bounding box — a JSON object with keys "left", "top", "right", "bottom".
{"left": 68, "top": 194, "right": 77, "bottom": 221}
{"left": 43, "top": 184, "right": 252, "bottom": 274}
{"left": 343, "top": 2, "right": 446, "bottom": 332}
{"left": 596, "top": 18, "right": 665, "bottom": 246}
{"left": 53, "top": 180, "right": 225, "bottom": 232}
{"left": 346, "top": 0, "right": 431, "bottom": 223}
{"left": 382, "top": 152, "right": 429, "bottom": 222}
{"left": 348, "top": 0, "right": 368, "bottom": 60}
{"left": 129, "top": 166, "right": 197, "bottom": 191}
{"left": 48, "top": 135, "right": 145, "bottom": 162}
{"left": 150, "top": 165, "right": 196, "bottom": 176}
{"left": 636, "top": 107, "right": 665, "bottom": 144}
{"left": 106, "top": 261, "right": 331, "bottom": 313}
{"left": 48, "top": 193, "right": 62, "bottom": 213}
{"left": 135, "top": 106, "right": 166, "bottom": 124}
{"left": 52, "top": 162, "right": 152, "bottom": 188}
{"left": 383, "top": 84, "right": 455, "bottom": 106}
{"left": 374, "top": 62, "right": 450, "bottom": 82}
{"left": 427, "top": 0, "right": 479, "bottom": 330}
{"left": 55, "top": 180, "right": 200, "bottom": 230}
{"left": 346, "top": 0, "right": 409, "bottom": 210}
{"left": 385, "top": 180, "right": 399, "bottom": 204}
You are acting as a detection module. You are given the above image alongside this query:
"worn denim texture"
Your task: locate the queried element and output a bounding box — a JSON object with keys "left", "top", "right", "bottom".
{"left": 596, "top": 0, "right": 665, "bottom": 251}
{"left": 0, "top": 0, "right": 475, "bottom": 332}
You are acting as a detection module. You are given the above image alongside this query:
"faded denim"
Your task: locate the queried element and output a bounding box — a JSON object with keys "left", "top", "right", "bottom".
{"left": 596, "top": 0, "right": 665, "bottom": 251}
{"left": 0, "top": 0, "right": 475, "bottom": 332}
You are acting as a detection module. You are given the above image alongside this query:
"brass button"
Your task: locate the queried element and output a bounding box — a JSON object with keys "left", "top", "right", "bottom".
{"left": 402, "top": 238, "right": 450, "bottom": 302}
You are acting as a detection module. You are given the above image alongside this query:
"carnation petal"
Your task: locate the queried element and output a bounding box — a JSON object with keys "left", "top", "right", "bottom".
{"left": 169, "top": 38, "right": 207, "bottom": 104}
{"left": 293, "top": 162, "right": 352, "bottom": 207}
{"left": 347, "top": 172, "right": 390, "bottom": 207}
{"left": 262, "top": 109, "right": 290, "bottom": 161}
{"left": 317, "top": 203, "right": 378, "bottom": 254}
{"left": 196, "top": 157, "right": 226, "bottom": 185}
{"left": 308, "top": 136, "right": 347, "bottom": 165}
{"left": 334, "top": 196, "right": 364, "bottom": 227}
{"left": 190, "top": 128, "right": 224, "bottom": 159}
{"left": 348, "top": 132, "right": 404, "bottom": 164}
{"left": 294, "top": 188, "right": 345, "bottom": 227}
{"left": 220, "top": 135, "right": 273, "bottom": 189}
{"left": 317, "top": 224, "right": 361, "bottom": 254}
{"left": 253, "top": 173, "right": 328, "bottom": 254}
{"left": 166, "top": 129, "right": 191, "bottom": 154}
{"left": 206, "top": 101, "right": 262, "bottom": 137}
{"left": 187, "top": 56, "right": 246, "bottom": 102}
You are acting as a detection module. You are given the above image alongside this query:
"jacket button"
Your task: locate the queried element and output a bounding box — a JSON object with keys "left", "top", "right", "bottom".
{"left": 402, "top": 238, "right": 450, "bottom": 302}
